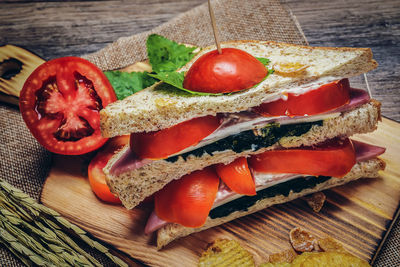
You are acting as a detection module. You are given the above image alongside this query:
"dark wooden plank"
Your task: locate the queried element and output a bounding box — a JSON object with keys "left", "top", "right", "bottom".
{"left": 0, "top": 0, "right": 205, "bottom": 60}
{"left": 283, "top": 0, "right": 400, "bottom": 121}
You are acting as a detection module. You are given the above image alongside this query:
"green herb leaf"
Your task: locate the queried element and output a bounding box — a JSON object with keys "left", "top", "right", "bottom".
{"left": 148, "top": 72, "right": 223, "bottom": 96}
{"left": 256, "top": 57, "right": 271, "bottom": 66}
{"left": 146, "top": 34, "right": 198, "bottom": 73}
{"left": 104, "top": 71, "right": 158, "bottom": 100}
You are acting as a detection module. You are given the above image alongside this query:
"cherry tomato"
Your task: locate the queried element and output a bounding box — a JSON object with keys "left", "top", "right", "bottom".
{"left": 154, "top": 167, "right": 219, "bottom": 228}
{"left": 248, "top": 138, "right": 356, "bottom": 178}
{"left": 254, "top": 79, "right": 350, "bottom": 117}
{"left": 215, "top": 157, "right": 256, "bottom": 196}
{"left": 130, "top": 115, "right": 221, "bottom": 159}
{"left": 88, "top": 135, "right": 129, "bottom": 204}
{"left": 183, "top": 48, "right": 267, "bottom": 93}
{"left": 19, "top": 57, "right": 117, "bottom": 155}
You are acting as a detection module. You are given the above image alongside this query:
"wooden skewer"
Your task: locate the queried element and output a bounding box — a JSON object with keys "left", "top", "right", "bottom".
{"left": 364, "top": 73, "right": 373, "bottom": 99}
{"left": 208, "top": 0, "right": 222, "bottom": 54}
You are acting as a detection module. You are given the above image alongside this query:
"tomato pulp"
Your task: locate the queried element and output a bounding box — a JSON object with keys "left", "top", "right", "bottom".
{"left": 183, "top": 48, "right": 267, "bottom": 93}
{"left": 248, "top": 138, "right": 356, "bottom": 177}
{"left": 254, "top": 79, "right": 350, "bottom": 117}
{"left": 19, "top": 57, "right": 117, "bottom": 155}
{"left": 154, "top": 167, "right": 220, "bottom": 227}
{"left": 130, "top": 115, "right": 221, "bottom": 159}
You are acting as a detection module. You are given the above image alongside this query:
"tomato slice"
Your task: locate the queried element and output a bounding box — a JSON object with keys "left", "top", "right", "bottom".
{"left": 88, "top": 135, "right": 129, "bottom": 204}
{"left": 19, "top": 57, "right": 117, "bottom": 155}
{"left": 248, "top": 138, "right": 356, "bottom": 177}
{"left": 183, "top": 48, "right": 267, "bottom": 93}
{"left": 154, "top": 167, "right": 219, "bottom": 228}
{"left": 254, "top": 79, "right": 350, "bottom": 117}
{"left": 215, "top": 157, "right": 256, "bottom": 196}
{"left": 130, "top": 115, "right": 221, "bottom": 159}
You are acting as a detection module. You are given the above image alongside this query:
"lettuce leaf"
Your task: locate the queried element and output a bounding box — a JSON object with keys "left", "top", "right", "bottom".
{"left": 104, "top": 71, "right": 158, "bottom": 100}
{"left": 148, "top": 72, "right": 222, "bottom": 96}
{"left": 146, "top": 34, "right": 198, "bottom": 73}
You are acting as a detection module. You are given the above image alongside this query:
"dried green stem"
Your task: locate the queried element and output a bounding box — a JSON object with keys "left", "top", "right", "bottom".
{"left": 0, "top": 180, "right": 128, "bottom": 267}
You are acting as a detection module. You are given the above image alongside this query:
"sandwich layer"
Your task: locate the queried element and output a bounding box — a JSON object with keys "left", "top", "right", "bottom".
{"left": 156, "top": 158, "right": 385, "bottom": 249}
{"left": 105, "top": 100, "right": 381, "bottom": 209}
{"left": 100, "top": 41, "right": 377, "bottom": 137}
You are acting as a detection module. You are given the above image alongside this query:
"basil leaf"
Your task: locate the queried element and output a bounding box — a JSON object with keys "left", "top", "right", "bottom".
{"left": 148, "top": 72, "right": 223, "bottom": 96}
{"left": 146, "top": 34, "right": 198, "bottom": 73}
{"left": 256, "top": 57, "right": 271, "bottom": 66}
{"left": 104, "top": 71, "right": 158, "bottom": 100}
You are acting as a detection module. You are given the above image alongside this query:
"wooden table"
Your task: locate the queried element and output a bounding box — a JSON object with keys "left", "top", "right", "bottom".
{"left": 1, "top": 0, "right": 398, "bottom": 121}
{"left": 1, "top": 0, "right": 399, "bottom": 266}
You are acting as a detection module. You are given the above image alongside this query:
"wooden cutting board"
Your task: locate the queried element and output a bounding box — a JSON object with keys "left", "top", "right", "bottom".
{"left": 41, "top": 117, "right": 400, "bottom": 266}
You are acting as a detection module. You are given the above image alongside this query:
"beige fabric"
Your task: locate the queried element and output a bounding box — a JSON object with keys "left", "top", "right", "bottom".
{"left": 83, "top": 0, "right": 307, "bottom": 71}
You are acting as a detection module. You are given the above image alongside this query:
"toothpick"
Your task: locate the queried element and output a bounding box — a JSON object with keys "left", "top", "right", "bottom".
{"left": 208, "top": 0, "right": 222, "bottom": 54}
{"left": 364, "top": 73, "right": 373, "bottom": 98}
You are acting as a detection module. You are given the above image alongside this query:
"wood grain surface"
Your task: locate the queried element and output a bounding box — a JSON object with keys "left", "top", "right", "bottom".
{"left": 41, "top": 117, "right": 400, "bottom": 266}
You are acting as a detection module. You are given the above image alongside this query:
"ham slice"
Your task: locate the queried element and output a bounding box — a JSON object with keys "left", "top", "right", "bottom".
{"left": 144, "top": 139, "right": 385, "bottom": 234}
{"left": 353, "top": 140, "right": 385, "bottom": 162}
{"left": 145, "top": 211, "right": 166, "bottom": 234}
{"left": 110, "top": 149, "right": 151, "bottom": 176}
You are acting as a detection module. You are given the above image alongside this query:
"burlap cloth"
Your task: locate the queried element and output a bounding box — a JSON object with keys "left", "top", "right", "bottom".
{"left": 0, "top": 0, "right": 398, "bottom": 266}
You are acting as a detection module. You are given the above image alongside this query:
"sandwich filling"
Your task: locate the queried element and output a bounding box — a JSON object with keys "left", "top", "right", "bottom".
{"left": 110, "top": 85, "right": 370, "bottom": 176}
{"left": 144, "top": 139, "right": 385, "bottom": 234}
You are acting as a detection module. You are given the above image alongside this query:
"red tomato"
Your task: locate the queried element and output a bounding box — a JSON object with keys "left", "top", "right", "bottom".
{"left": 88, "top": 135, "right": 129, "bottom": 204}
{"left": 154, "top": 167, "right": 220, "bottom": 228}
{"left": 183, "top": 48, "right": 267, "bottom": 93}
{"left": 253, "top": 79, "right": 350, "bottom": 117}
{"left": 248, "top": 138, "right": 356, "bottom": 178}
{"left": 215, "top": 157, "right": 256, "bottom": 196}
{"left": 19, "top": 57, "right": 117, "bottom": 155}
{"left": 130, "top": 115, "right": 221, "bottom": 159}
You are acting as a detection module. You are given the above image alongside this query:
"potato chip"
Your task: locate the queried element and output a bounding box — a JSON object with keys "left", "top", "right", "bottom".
{"left": 304, "top": 192, "right": 326, "bottom": 212}
{"left": 318, "top": 236, "right": 346, "bottom": 253}
{"left": 289, "top": 227, "right": 317, "bottom": 252}
{"left": 198, "top": 239, "right": 255, "bottom": 267}
{"left": 291, "top": 251, "right": 370, "bottom": 267}
{"left": 273, "top": 62, "right": 309, "bottom": 77}
{"left": 268, "top": 249, "right": 297, "bottom": 263}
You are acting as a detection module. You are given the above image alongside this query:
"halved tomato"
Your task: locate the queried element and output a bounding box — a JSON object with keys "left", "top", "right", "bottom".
{"left": 254, "top": 79, "right": 350, "bottom": 117}
{"left": 154, "top": 167, "right": 219, "bottom": 228}
{"left": 248, "top": 138, "right": 356, "bottom": 178}
{"left": 183, "top": 48, "right": 267, "bottom": 93}
{"left": 19, "top": 57, "right": 117, "bottom": 155}
{"left": 88, "top": 135, "right": 129, "bottom": 204}
{"left": 215, "top": 157, "right": 256, "bottom": 196}
{"left": 130, "top": 115, "right": 221, "bottom": 159}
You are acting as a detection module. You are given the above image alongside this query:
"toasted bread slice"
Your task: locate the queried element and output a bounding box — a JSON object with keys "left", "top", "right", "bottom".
{"left": 104, "top": 100, "right": 381, "bottom": 209}
{"left": 156, "top": 158, "right": 385, "bottom": 249}
{"left": 100, "top": 40, "right": 377, "bottom": 137}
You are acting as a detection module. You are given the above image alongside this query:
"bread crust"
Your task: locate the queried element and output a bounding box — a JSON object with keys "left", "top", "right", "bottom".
{"left": 104, "top": 100, "right": 381, "bottom": 209}
{"left": 156, "top": 158, "right": 385, "bottom": 249}
{"left": 100, "top": 40, "right": 377, "bottom": 137}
